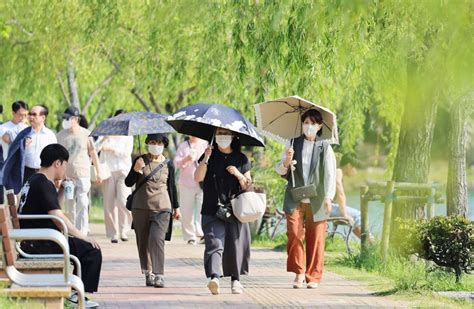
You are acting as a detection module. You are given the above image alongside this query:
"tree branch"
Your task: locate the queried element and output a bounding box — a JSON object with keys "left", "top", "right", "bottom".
{"left": 131, "top": 88, "right": 151, "bottom": 111}
{"left": 149, "top": 91, "right": 161, "bottom": 113}
{"left": 56, "top": 73, "right": 71, "bottom": 105}
{"left": 89, "top": 96, "right": 107, "bottom": 129}
{"left": 82, "top": 72, "right": 115, "bottom": 114}
{"left": 6, "top": 19, "right": 33, "bottom": 36}
{"left": 67, "top": 60, "right": 80, "bottom": 109}
{"left": 12, "top": 40, "right": 31, "bottom": 48}
{"left": 165, "top": 86, "right": 197, "bottom": 113}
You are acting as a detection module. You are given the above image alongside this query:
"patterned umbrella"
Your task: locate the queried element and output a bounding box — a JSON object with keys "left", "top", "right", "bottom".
{"left": 90, "top": 111, "right": 175, "bottom": 136}
{"left": 166, "top": 103, "right": 264, "bottom": 147}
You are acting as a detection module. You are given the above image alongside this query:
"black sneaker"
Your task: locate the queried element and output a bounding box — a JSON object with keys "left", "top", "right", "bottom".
{"left": 145, "top": 273, "right": 155, "bottom": 286}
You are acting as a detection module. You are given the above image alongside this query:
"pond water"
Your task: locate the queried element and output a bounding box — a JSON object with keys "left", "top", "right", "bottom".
{"left": 345, "top": 190, "right": 474, "bottom": 236}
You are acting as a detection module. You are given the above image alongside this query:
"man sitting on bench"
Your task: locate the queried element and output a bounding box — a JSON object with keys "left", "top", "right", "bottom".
{"left": 331, "top": 153, "right": 373, "bottom": 241}
{"left": 18, "top": 143, "right": 102, "bottom": 308}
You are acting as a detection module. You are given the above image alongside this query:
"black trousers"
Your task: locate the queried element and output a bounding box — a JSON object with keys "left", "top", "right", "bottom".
{"left": 21, "top": 237, "right": 102, "bottom": 293}
{"left": 23, "top": 166, "right": 39, "bottom": 185}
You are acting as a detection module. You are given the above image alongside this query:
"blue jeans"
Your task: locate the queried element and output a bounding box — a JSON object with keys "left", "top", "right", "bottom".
{"left": 330, "top": 204, "right": 361, "bottom": 228}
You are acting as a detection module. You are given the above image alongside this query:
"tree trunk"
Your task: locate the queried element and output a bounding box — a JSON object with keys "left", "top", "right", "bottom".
{"left": 446, "top": 94, "right": 471, "bottom": 217}
{"left": 391, "top": 62, "right": 438, "bottom": 234}
{"left": 67, "top": 60, "right": 80, "bottom": 109}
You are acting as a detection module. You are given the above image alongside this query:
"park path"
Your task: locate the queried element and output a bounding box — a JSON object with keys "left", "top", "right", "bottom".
{"left": 89, "top": 224, "right": 410, "bottom": 308}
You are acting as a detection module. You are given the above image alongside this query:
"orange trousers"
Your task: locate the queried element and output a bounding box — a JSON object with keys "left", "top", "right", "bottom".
{"left": 286, "top": 203, "right": 327, "bottom": 283}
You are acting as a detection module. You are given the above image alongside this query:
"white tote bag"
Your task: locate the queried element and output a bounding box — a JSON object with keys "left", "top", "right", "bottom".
{"left": 231, "top": 189, "right": 266, "bottom": 223}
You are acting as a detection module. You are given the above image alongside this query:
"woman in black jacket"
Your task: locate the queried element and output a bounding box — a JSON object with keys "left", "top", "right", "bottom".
{"left": 125, "top": 133, "right": 181, "bottom": 288}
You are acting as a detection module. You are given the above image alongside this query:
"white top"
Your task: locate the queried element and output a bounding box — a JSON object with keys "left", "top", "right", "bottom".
{"left": 275, "top": 139, "right": 337, "bottom": 202}
{"left": 0, "top": 121, "right": 28, "bottom": 161}
{"left": 95, "top": 136, "right": 134, "bottom": 172}
{"left": 24, "top": 126, "right": 58, "bottom": 169}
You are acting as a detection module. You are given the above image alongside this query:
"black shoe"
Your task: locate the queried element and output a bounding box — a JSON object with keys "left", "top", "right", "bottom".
{"left": 145, "top": 273, "right": 155, "bottom": 286}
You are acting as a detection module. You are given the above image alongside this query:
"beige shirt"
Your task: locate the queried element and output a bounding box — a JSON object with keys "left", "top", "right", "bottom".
{"left": 57, "top": 127, "right": 95, "bottom": 178}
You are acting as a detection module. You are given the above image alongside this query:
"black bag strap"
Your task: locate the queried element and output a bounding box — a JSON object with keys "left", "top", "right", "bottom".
{"left": 212, "top": 174, "right": 226, "bottom": 206}
{"left": 134, "top": 158, "right": 170, "bottom": 193}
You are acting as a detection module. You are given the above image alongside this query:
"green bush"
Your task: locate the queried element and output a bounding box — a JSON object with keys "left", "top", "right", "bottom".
{"left": 414, "top": 216, "right": 473, "bottom": 282}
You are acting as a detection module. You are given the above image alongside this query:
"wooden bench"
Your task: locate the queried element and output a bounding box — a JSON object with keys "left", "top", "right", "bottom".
{"left": 0, "top": 204, "right": 85, "bottom": 308}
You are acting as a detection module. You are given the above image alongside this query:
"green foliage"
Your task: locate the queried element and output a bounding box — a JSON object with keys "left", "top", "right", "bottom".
{"left": 415, "top": 216, "right": 473, "bottom": 282}
{"left": 0, "top": 0, "right": 472, "bottom": 172}
{"left": 337, "top": 242, "right": 474, "bottom": 293}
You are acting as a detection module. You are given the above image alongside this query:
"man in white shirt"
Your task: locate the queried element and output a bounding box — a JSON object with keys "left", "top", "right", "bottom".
{"left": 1, "top": 101, "right": 29, "bottom": 159}
{"left": 23, "top": 105, "right": 58, "bottom": 183}
{"left": 0, "top": 101, "right": 29, "bottom": 203}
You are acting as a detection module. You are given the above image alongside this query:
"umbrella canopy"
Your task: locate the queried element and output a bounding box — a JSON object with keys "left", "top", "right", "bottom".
{"left": 166, "top": 103, "right": 265, "bottom": 147}
{"left": 254, "top": 95, "right": 339, "bottom": 144}
{"left": 90, "top": 111, "right": 175, "bottom": 136}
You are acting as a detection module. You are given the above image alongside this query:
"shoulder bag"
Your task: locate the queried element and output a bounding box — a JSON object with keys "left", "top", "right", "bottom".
{"left": 290, "top": 144, "right": 324, "bottom": 202}
{"left": 126, "top": 159, "right": 170, "bottom": 211}
{"left": 231, "top": 185, "right": 266, "bottom": 223}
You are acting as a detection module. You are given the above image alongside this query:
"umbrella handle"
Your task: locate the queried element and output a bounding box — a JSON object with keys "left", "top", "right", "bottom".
{"left": 290, "top": 138, "right": 296, "bottom": 188}
{"left": 205, "top": 130, "right": 216, "bottom": 164}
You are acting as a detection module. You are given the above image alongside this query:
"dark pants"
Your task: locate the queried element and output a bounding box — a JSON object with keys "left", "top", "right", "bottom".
{"left": 0, "top": 185, "right": 4, "bottom": 204}
{"left": 23, "top": 167, "right": 39, "bottom": 185}
{"left": 21, "top": 237, "right": 102, "bottom": 293}
{"left": 132, "top": 209, "right": 171, "bottom": 275}
{"left": 202, "top": 215, "right": 251, "bottom": 279}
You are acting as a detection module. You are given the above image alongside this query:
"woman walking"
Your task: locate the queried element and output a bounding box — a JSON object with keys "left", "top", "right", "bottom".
{"left": 275, "top": 109, "right": 336, "bottom": 289}
{"left": 96, "top": 109, "right": 134, "bottom": 243}
{"left": 174, "top": 135, "right": 208, "bottom": 245}
{"left": 194, "top": 127, "right": 252, "bottom": 295}
{"left": 125, "top": 133, "right": 181, "bottom": 288}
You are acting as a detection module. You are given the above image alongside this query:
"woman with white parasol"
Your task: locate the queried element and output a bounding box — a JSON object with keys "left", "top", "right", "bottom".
{"left": 255, "top": 96, "right": 337, "bottom": 289}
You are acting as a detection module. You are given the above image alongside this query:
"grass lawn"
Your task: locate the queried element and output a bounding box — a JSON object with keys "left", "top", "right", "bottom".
{"left": 252, "top": 234, "right": 474, "bottom": 308}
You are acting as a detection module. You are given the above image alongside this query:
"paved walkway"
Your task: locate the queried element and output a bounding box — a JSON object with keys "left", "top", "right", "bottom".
{"left": 90, "top": 224, "right": 410, "bottom": 308}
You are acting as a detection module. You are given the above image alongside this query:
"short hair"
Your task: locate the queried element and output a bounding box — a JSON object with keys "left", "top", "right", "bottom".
{"left": 145, "top": 134, "right": 169, "bottom": 148}
{"left": 12, "top": 100, "right": 28, "bottom": 112}
{"left": 301, "top": 109, "right": 323, "bottom": 137}
{"left": 39, "top": 105, "right": 49, "bottom": 117}
{"left": 40, "top": 144, "right": 69, "bottom": 167}
{"left": 340, "top": 153, "right": 361, "bottom": 168}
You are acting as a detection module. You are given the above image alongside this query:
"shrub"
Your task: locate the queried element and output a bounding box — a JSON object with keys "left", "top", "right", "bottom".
{"left": 415, "top": 216, "right": 473, "bottom": 282}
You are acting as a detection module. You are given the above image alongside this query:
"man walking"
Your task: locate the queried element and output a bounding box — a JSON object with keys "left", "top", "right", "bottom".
{"left": 0, "top": 100, "right": 29, "bottom": 203}
{"left": 1, "top": 105, "right": 57, "bottom": 195}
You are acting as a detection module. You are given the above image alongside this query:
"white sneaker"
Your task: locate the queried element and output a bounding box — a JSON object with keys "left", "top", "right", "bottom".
{"left": 231, "top": 280, "right": 243, "bottom": 294}
{"left": 307, "top": 282, "right": 319, "bottom": 289}
{"left": 66, "top": 292, "right": 99, "bottom": 308}
{"left": 207, "top": 278, "right": 220, "bottom": 295}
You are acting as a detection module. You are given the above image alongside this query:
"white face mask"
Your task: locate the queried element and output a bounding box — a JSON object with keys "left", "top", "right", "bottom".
{"left": 302, "top": 124, "right": 319, "bottom": 138}
{"left": 148, "top": 144, "right": 164, "bottom": 156}
{"left": 62, "top": 119, "right": 72, "bottom": 130}
{"left": 215, "top": 135, "right": 233, "bottom": 149}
